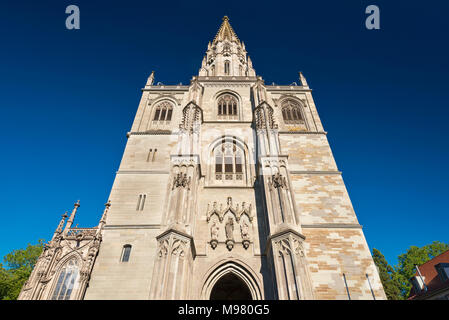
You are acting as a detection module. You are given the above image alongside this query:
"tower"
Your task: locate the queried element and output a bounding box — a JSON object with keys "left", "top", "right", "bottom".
{"left": 20, "top": 16, "right": 386, "bottom": 300}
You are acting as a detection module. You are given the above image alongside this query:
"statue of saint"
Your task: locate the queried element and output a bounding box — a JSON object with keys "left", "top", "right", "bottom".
{"left": 225, "top": 217, "right": 234, "bottom": 241}
{"left": 240, "top": 220, "right": 249, "bottom": 240}
{"left": 211, "top": 221, "right": 219, "bottom": 241}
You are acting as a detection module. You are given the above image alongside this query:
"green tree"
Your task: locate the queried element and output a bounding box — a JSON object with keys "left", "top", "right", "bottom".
{"left": 0, "top": 240, "right": 44, "bottom": 300}
{"left": 395, "top": 241, "right": 449, "bottom": 299}
{"left": 372, "top": 248, "right": 402, "bottom": 300}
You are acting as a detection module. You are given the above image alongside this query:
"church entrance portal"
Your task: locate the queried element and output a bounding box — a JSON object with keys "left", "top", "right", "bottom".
{"left": 209, "top": 273, "right": 253, "bottom": 300}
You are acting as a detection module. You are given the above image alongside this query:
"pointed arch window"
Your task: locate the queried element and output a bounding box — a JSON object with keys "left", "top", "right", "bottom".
{"left": 121, "top": 244, "right": 132, "bottom": 262}
{"left": 152, "top": 101, "right": 173, "bottom": 123}
{"left": 214, "top": 141, "right": 244, "bottom": 181}
{"left": 281, "top": 99, "right": 305, "bottom": 125}
{"left": 51, "top": 259, "right": 79, "bottom": 300}
{"left": 224, "top": 61, "right": 230, "bottom": 75}
{"left": 217, "top": 94, "right": 238, "bottom": 119}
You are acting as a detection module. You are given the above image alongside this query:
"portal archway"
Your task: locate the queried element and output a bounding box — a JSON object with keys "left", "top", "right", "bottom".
{"left": 200, "top": 260, "right": 262, "bottom": 300}
{"left": 210, "top": 273, "right": 252, "bottom": 300}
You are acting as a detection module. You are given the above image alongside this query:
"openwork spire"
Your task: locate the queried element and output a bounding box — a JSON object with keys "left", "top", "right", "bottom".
{"left": 212, "top": 16, "right": 240, "bottom": 45}
{"left": 199, "top": 16, "right": 256, "bottom": 77}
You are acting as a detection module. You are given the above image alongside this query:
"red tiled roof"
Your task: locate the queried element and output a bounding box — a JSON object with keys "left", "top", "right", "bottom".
{"left": 408, "top": 250, "right": 449, "bottom": 299}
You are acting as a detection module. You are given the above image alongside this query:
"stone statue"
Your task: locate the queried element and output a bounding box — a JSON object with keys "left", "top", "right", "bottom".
{"left": 211, "top": 221, "right": 219, "bottom": 241}
{"left": 225, "top": 217, "right": 234, "bottom": 241}
{"left": 240, "top": 220, "right": 249, "bottom": 240}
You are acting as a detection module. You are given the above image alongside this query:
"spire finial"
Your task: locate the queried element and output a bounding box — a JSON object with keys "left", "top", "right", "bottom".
{"left": 64, "top": 200, "right": 80, "bottom": 232}
{"left": 299, "top": 71, "right": 309, "bottom": 87}
{"left": 54, "top": 211, "right": 68, "bottom": 236}
{"left": 146, "top": 71, "right": 155, "bottom": 87}
{"left": 98, "top": 200, "right": 111, "bottom": 230}
{"left": 212, "top": 15, "right": 240, "bottom": 44}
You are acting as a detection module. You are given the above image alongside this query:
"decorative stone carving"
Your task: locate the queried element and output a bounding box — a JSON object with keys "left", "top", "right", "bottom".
{"left": 171, "top": 239, "right": 187, "bottom": 257}
{"left": 225, "top": 217, "right": 235, "bottom": 251}
{"left": 270, "top": 232, "right": 315, "bottom": 300}
{"left": 150, "top": 230, "right": 195, "bottom": 299}
{"left": 206, "top": 197, "right": 253, "bottom": 223}
{"left": 172, "top": 172, "right": 191, "bottom": 190}
{"left": 240, "top": 220, "right": 250, "bottom": 249}
{"left": 210, "top": 221, "right": 219, "bottom": 249}
{"left": 157, "top": 239, "right": 169, "bottom": 258}
{"left": 293, "top": 238, "right": 305, "bottom": 257}
{"left": 270, "top": 172, "right": 287, "bottom": 189}
{"left": 225, "top": 217, "right": 234, "bottom": 241}
{"left": 17, "top": 200, "right": 110, "bottom": 300}
{"left": 179, "top": 103, "right": 202, "bottom": 133}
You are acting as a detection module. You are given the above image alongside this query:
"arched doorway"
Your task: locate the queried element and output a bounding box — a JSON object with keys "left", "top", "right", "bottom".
{"left": 210, "top": 273, "right": 252, "bottom": 300}
{"left": 200, "top": 260, "right": 262, "bottom": 300}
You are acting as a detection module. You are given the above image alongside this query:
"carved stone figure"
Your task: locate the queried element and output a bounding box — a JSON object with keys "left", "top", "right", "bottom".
{"left": 240, "top": 220, "right": 249, "bottom": 240}
{"left": 173, "top": 172, "right": 191, "bottom": 189}
{"left": 225, "top": 217, "right": 234, "bottom": 241}
{"left": 210, "top": 221, "right": 219, "bottom": 249}
{"left": 211, "top": 221, "right": 219, "bottom": 241}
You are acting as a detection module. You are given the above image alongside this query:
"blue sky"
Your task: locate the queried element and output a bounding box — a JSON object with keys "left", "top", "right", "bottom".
{"left": 0, "top": 0, "right": 448, "bottom": 266}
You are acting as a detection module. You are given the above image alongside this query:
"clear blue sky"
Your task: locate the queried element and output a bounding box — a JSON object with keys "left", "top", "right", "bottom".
{"left": 0, "top": 1, "right": 448, "bottom": 266}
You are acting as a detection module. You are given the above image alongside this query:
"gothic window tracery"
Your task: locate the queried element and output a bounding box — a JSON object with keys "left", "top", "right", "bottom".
{"left": 152, "top": 101, "right": 173, "bottom": 123}
{"left": 281, "top": 99, "right": 304, "bottom": 125}
{"left": 51, "top": 259, "right": 79, "bottom": 300}
{"left": 214, "top": 141, "right": 244, "bottom": 181}
{"left": 217, "top": 94, "right": 238, "bottom": 119}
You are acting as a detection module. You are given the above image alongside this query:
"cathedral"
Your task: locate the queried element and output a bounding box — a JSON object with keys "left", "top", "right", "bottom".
{"left": 19, "top": 17, "right": 386, "bottom": 300}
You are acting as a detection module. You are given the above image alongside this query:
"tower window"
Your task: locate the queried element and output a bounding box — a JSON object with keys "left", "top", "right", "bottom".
{"left": 217, "top": 94, "right": 238, "bottom": 119}
{"left": 224, "top": 61, "right": 230, "bottom": 75}
{"left": 214, "top": 141, "right": 244, "bottom": 181}
{"left": 147, "top": 148, "right": 157, "bottom": 162}
{"left": 153, "top": 101, "right": 174, "bottom": 123}
{"left": 121, "top": 245, "right": 132, "bottom": 262}
{"left": 136, "top": 194, "right": 146, "bottom": 211}
{"left": 281, "top": 99, "right": 305, "bottom": 125}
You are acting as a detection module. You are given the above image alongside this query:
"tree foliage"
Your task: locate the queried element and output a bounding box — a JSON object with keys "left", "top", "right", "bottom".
{"left": 373, "top": 241, "right": 449, "bottom": 300}
{"left": 0, "top": 240, "right": 44, "bottom": 300}
{"left": 395, "top": 241, "right": 449, "bottom": 298}
{"left": 372, "top": 248, "right": 401, "bottom": 300}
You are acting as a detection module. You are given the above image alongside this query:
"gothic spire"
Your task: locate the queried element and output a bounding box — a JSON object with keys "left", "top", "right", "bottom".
{"left": 64, "top": 200, "right": 80, "bottom": 232}
{"left": 212, "top": 16, "right": 241, "bottom": 45}
{"left": 198, "top": 16, "right": 256, "bottom": 77}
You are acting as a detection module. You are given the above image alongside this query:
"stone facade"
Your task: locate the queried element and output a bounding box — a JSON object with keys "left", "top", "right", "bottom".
{"left": 19, "top": 16, "right": 386, "bottom": 300}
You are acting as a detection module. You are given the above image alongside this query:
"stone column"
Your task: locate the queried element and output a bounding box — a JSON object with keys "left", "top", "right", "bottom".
{"left": 268, "top": 231, "right": 314, "bottom": 300}
{"left": 149, "top": 229, "right": 195, "bottom": 299}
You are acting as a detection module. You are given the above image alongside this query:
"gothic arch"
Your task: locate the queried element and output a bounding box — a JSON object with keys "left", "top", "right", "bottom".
{"left": 206, "top": 136, "right": 254, "bottom": 186}
{"left": 200, "top": 259, "right": 263, "bottom": 300}
{"left": 46, "top": 253, "right": 82, "bottom": 300}
{"left": 276, "top": 95, "right": 305, "bottom": 108}
{"left": 213, "top": 90, "right": 242, "bottom": 120}
{"left": 277, "top": 96, "right": 309, "bottom": 129}
{"left": 144, "top": 98, "right": 177, "bottom": 131}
